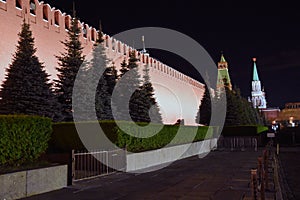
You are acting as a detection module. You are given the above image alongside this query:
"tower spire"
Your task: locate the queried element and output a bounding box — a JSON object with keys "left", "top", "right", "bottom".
{"left": 141, "top": 36, "right": 149, "bottom": 56}
{"left": 142, "top": 36, "right": 146, "bottom": 53}
{"left": 72, "top": 1, "right": 76, "bottom": 18}
{"left": 220, "top": 52, "right": 226, "bottom": 62}
{"left": 253, "top": 58, "right": 259, "bottom": 81}
{"left": 95, "top": 20, "right": 104, "bottom": 45}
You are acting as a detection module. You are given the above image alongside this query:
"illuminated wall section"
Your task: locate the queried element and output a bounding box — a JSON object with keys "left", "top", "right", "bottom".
{"left": 0, "top": 0, "right": 205, "bottom": 125}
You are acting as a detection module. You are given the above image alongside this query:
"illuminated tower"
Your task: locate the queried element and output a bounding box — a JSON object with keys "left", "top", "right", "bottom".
{"left": 251, "top": 58, "right": 267, "bottom": 109}
{"left": 217, "top": 53, "right": 232, "bottom": 91}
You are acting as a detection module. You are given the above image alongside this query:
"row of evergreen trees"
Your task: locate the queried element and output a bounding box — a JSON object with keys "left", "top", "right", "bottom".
{"left": 196, "top": 80, "right": 264, "bottom": 126}
{"left": 0, "top": 16, "right": 162, "bottom": 123}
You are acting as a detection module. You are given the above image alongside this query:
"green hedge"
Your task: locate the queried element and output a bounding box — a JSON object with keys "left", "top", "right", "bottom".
{"left": 49, "top": 121, "right": 217, "bottom": 153}
{"left": 221, "top": 125, "right": 268, "bottom": 137}
{"left": 0, "top": 115, "right": 52, "bottom": 166}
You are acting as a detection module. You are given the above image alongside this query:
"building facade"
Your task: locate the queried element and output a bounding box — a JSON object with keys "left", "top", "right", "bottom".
{"left": 275, "top": 102, "right": 300, "bottom": 127}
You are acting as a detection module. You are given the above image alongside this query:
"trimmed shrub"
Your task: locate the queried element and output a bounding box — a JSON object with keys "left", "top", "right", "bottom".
{"left": 222, "top": 125, "right": 268, "bottom": 137}
{"left": 0, "top": 115, "right": 52, "bottom": 167}
{"left": 49, "top": 121, "right": 118, "bottom": 153}
{"left": 116, "top": 123, "right": 216, "bottom": 152}
{"left": 50, "top": 121, "right": 217, "bottom": 153}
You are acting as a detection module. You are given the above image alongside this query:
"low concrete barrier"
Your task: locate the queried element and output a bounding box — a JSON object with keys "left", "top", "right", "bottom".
{"left": 0, "top": 165, "right": 67, "bottom": 200}
{"left": 126, "top": 138, "right": 218, "bottom": 172}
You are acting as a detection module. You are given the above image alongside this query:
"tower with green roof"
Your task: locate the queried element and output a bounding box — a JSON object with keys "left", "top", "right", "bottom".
{"left": 251, "top": 58, "right": 267, "bottom": 109}
{"left": 217, "top": 53, "right": 232, "bottom": 92}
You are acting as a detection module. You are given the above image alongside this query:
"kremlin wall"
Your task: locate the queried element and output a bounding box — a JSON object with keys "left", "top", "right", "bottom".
{"left": 0, "top": 0, "right": 205, "bottom": 125}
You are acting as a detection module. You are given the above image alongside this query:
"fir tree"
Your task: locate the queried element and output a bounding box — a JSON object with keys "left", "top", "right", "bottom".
{"left": 137, "top": 64, "right": 162, "bottom": 123}
{"left": 96, "top": 61, "right": 118, "bottom": 120}
{"left": 55, "top": 13, "right": 85, "bottom": 121}
{"left": 76, "top": 22, "right": 112, "bottom": 121}
{"left": 119, "top": 58, "right": 129, "bottom": 77}
{"left": 113, "top": 51, "right": 141, "bottom": 121}
{"left": 0, "top": 21, "right": 57, "bottom": 120}
{"left": 196, "top": 84, "right": 212, "bottom": 125}
{"left": 222, "top": 81, "right": 264, "bottom": 126}
{"left": 223, "top": 79, "right": 240, "bottom": 126}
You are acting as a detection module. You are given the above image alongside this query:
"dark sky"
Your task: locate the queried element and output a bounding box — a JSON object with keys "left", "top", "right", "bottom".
{"left": 44, "top": 0, "right": 300, "bottom": 108}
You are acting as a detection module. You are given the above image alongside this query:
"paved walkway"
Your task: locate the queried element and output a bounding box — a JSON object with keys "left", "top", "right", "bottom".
{"left": 23, "top": 149, "right": 272, "bottom": 200}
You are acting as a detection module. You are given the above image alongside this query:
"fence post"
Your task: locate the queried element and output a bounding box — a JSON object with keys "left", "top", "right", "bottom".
{"left": 254, "top": 138, "right": 258, "bottom": 152}
{"left": 72, "top": 150, "right": 75, "bottom": 185}
{"left": 263, "top": 150, "right": 269, "bottom": 190}
{"left": 258, "top": 155, "right": 266, "bottom": 200}
{"left": 251, "top": 169, "right": 258, "bottom": 200}
{"left": 106, "top": 151, "right": 109, "bottom": 174}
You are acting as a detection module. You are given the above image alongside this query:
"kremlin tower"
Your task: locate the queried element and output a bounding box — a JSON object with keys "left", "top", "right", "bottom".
{"left": 251, "top": 58, "right": 267, "bottom": 109}
{"left": 217, "top": 53, "right": 232, "bottom": 92}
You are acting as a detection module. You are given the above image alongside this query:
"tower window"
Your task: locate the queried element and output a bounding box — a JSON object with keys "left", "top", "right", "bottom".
{"left": 16, "top": 0, "right": 22, "bottom": 9}
{"left": 43, "top": 5, "right": 48, "bottom": 21}
{"left": 29, "top": 0, "right": 36, "bottom": 15}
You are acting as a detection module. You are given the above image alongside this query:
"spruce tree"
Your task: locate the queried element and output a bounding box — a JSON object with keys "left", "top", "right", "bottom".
{"left": 196, "top": 84, "right": 212, "bottom": 125}
{"left": 138, "top": 64, "right": 162, "bottom": 123}
{"left": 119, "top": 58, "right": 129, "bottom": 77}
{"left": 96, "top": 62, "right": 118, "bottom": 120}
{"left": 113, "top": 51, "right": 141, "bottom": 121}
{"left": 55, "top": 14, "right": 85, "bottom": 121}
{"left": 76, "top": 23, "right": 113, "bottom": 121}
{"left": 0, "top": 21, "right": 57, "bottom": 120}
{"left": 223, "top": 79, "right": 239, "bottom": 126}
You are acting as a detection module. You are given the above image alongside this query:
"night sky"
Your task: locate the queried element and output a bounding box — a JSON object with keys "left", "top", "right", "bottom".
{"left": 44, "top": 0, "right": 300, "bottom": 108}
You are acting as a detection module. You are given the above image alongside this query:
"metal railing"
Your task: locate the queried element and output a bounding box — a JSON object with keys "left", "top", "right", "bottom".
{"left": 72, "top": 149, "right": 126, "bottom": 183}
{"left": 217, "top": 136, "right": 258, "bottom": 151}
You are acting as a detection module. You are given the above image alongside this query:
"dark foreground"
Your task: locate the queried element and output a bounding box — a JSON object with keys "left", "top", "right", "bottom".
{"left": 23, "top": 150, "right": 269, "bottom": 200}
{"left": 278, "top": 146, "right": 300, "bottom": 200}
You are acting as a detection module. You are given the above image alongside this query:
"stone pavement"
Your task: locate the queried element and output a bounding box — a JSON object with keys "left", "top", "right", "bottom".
{"left": 23, "top": 149, "right": 276, "bottom": 200}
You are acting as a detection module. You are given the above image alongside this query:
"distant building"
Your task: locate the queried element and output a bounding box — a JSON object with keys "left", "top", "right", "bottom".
{"left": 251, "top": 58, "right": 267, "bottom": 109}
{"left": 261, "top": 108, "right": 280, "bottom": 124}
{"left": 275, "top": 102, "right": 300, "bottom": 127}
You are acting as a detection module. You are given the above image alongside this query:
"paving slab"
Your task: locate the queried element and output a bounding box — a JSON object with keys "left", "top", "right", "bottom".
{"left": 23, "top": 150, "right": 270, "bottom": 200}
